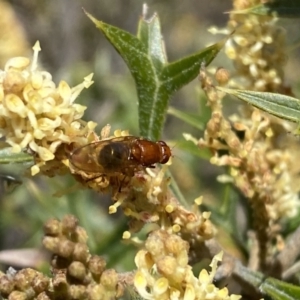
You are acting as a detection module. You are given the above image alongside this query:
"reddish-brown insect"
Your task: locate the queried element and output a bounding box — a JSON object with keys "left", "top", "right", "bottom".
{"left": 70, "top": 136, "right": 171, "bottom": 176}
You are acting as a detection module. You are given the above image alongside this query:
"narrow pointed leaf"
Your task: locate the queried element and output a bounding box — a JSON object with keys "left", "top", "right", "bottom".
{"left": 86, "top": 11, "right": 223, "bottom": 140}
{"left": 261, "top": 277, "right": 300, "bottom": 300}
{"left": 86, "top": 12, "right": 158, "bottom": 139}
{"left": 218, "top": 87, "right": 300, "bottom": 123}
{"left": 0, "top": 147, "right": 33, "bottom": 164}
{"left": 85, "top": 12, "right": 153, "bottom": 87}
{"left": 137, "top": 13, "right": 166, "bottom": 70}
{"left": 160, "top": 40, "right": 225, "bottom": 92}
{"left": 246, "top": 0, "right": 300, "bottom": 18}
{"left": 235, "top": 264, "right": 300, "bottom": 299}
{"left": 142, "top": 41, "right": 223, "bottom": 140}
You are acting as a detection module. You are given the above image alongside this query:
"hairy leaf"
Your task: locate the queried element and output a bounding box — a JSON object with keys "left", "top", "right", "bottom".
{"left": 86, "top": 10, "right": 224, "bottom": 140}
{"left": 0, "top": 147, "right": 33, "bottom": 164}
{"left": 218, "top": 87, "right": 300, "bottom": 123}
{"left": 261, "top": 277, "right": 300, "bottom": 300}
{"left": 235, "top": 264, "right": 300, "bottom": 299}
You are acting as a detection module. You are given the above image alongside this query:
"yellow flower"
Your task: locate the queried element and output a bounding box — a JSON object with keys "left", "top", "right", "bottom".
{"left": 134, "top": 230, "right": 241, "bottom": 300}
{"left": 0, "top": 41, "right": 94, "bottom": 176}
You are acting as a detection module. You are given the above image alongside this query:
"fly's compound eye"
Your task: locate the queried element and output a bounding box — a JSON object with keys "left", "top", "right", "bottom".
{"left": 157, "top": 141, "right": 171, "bottom": 164}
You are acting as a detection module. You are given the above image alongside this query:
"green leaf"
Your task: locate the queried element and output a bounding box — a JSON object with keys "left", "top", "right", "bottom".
{"left": 0, "top": 147, "right": 33, "bottom": 164}
{"left": 234, "top": 0, "right": 300, "bottom": 18}
{"left": 86, "top": 10, "right": 224, "bottom": 140}
{"left": 261, "top": 277, "right": 300, "bottom": 300}
{"left": 159, "top": 42, "right": 223, "bottom": 93}
{"left": 235, "top": 263, "right": 264, "bottom": 289}
{"left": 167, "top": 106, "right": 205, "bottom": 130}
{"left": 217, "top": 87, "right": 300, "bottom": 123}
{"left": 235, "top": 264, "right": 300, "bottom": 300}
{"left": 137, "top": 13, "right": 166, "bottom": 71}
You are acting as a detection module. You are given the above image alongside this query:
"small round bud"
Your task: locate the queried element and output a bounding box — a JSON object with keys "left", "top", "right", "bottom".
{"left": 156, "top": 256, "right": 177, "bottom": 276}
{"left": 6, "top": 290, "right": 27, "bottom": 300}
{"left": 61, "top": 215, "right": 78, "bottom": 235}
{"left": 88, "top": 256, "right": 106, "bottom": 279}
{"left": 145, "top": 233, "right": 165, "bottom": 257}
{"left": 172, "top": 224, "right": 181, "bottom": 232}
{"left": 0, "top": 275, "right": 15, "bottom": 296}
{"left": 69, "top": 285, "right": 86, "bottom": 299}
{"left": 68, "top": 261, "right": 87, "bottom": 282}
{"left": 43, "top": 219, "right": 61, "bottom": 236}
{"left": 166, "top": 234, "right": 189, "bottom": 257}
{"left": 14, "top": 268, "right": 37, "bottom": 291}
{"left": 73, "top": 243, "right": 90, "bottom": 263}
{"left": 74, "top": 226, "right": 88, "bottom": 244}
{"left": 36, "top": 292, "right": 51, "bottom": 300}
{"left": 122, "top": 231, "right": 131, "bottom": 240}
{"left": 32, "top": 273, "right": 49, "bottom": 294}
{"left": 100, "top": 269, "right": 118, "bottom": 289}
{"left": 215, "top": 67, "right": 230, "bottom": 85}
{"left": 42, "top": 236, "right": 60, "bottom": 253}
{"left": 87, "top": 284, "right": 105, "bottom": 300}
{"left": 57, "top": 239, "right": 75, "bottom": 258}
{"left": 3, "top": 71, "right": 26, "bottom": 93}
{"left": 165, "top": 204, "right": 174, "bottom": 213}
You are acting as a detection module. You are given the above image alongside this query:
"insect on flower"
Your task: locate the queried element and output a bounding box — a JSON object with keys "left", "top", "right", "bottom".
{"left": 69, "top": 136, "right": 171, "bottom": 177}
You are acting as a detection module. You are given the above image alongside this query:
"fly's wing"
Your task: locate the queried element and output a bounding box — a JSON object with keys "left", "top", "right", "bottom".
{"left": 69, "top": 141, "right": 108, "bottom": 173}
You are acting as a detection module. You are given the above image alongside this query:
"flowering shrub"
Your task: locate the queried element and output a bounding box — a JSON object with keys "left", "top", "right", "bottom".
{"left": 1, "top": 1, "right": 300, "bottom": 300}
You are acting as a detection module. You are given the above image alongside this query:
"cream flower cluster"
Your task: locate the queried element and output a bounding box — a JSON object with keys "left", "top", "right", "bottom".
{"left": 199, "top": 104, "right": 300, "bottom": 222}
{"left": 134, "top": 230, "right": 241, "bottom": 300}
{"left": 0, "top": 42, "right": 95, "bottom": 175}
{"left": 118, "top": 162, "right": 216, "bottom": 243}
{"left": 225, "top": 0, "right": 286, "bottom": 91}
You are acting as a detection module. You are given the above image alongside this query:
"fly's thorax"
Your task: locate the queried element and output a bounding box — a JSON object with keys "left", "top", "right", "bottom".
{"left": 132, "top": 139, "right": 160, "bottom": 166}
